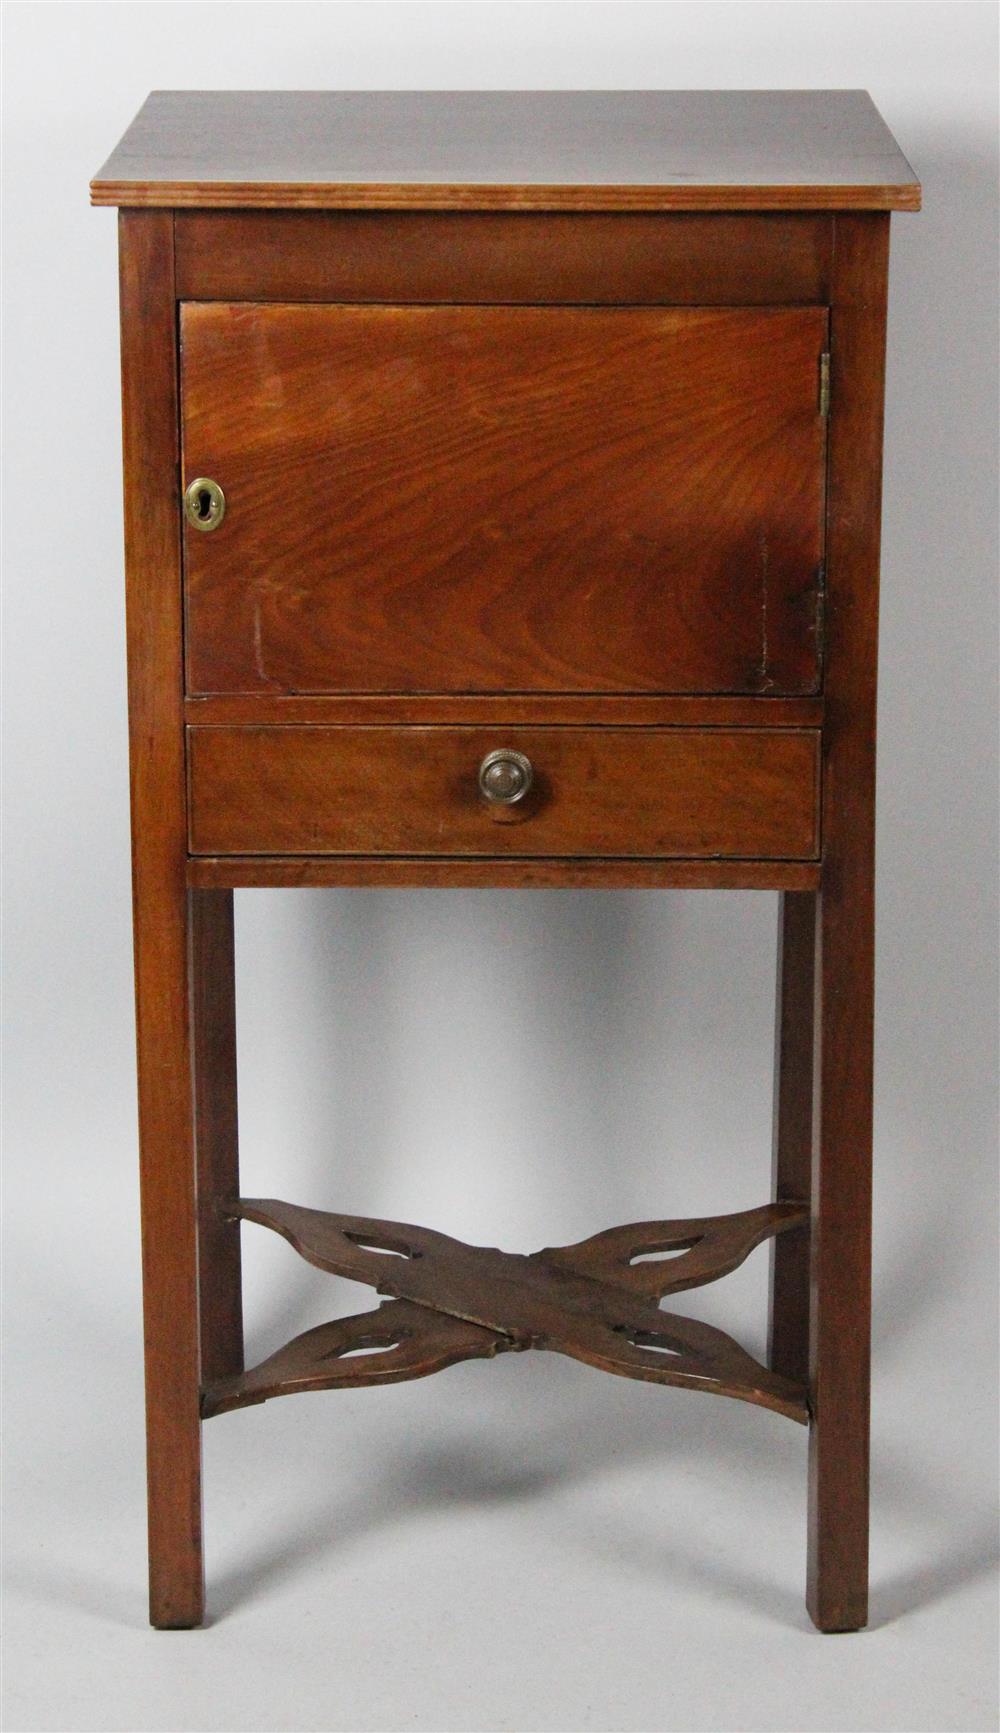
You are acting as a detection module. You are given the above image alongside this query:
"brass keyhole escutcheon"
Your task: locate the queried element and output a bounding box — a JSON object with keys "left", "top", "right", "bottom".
{"left": 183, "top": 477, "right": 226, "bottom": 532}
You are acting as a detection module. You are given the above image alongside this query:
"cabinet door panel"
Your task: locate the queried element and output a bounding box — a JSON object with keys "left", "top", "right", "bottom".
{"left": 181, "top": 304, "right": 827, "bottom": 696}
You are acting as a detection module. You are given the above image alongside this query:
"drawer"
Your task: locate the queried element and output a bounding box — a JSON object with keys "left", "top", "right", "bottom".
{"left": 187, "top": 726, "right": 820, "bottom": 859}
{"left": 180, "top": 303, "right": 828, "bottom": 698}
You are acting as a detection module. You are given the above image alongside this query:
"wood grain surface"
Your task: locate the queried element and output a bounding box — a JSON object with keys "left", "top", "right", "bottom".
{"left": 805, "top": 214, "right": 890, "bottom": 1634}
{"left": 118, "top": 212, "right": 205, "bottom": 1629}
{"left": 202, "top": 1200, "right": 810, "bottom": 1423}
{"left": 174, "top": 211, "right": 833, "bottom": 305}
{"left": 768, "top": 889, "right": 816, "bottom": 1384}
{"left": 191, "top": 890, "right": 243, "bottom": 1387}
{"left": 186, "top": 856, "right": 822, "bottom": 892}
{"left": 183, "top": 694, "right": 824, "bottom": 730}
{"left": 186, "top": 725, "right": 821, "bottom": 860}
{"left": 91, "top": 90, "right": 920, "bottom": 210}
{"left": 181, "top": 303, "right": 828, "bottom": 697}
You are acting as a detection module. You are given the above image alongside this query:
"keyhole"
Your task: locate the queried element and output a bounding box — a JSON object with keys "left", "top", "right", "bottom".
{"left": 184, "top": 477, "right": 225, "bottom": 531}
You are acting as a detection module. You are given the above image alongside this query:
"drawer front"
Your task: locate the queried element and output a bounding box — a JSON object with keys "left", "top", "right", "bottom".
{"left": 181, "top": 303, "right": 828, "bottom": 698}
{"left": 187, "top": 726, "right": 820, "bottom": 859}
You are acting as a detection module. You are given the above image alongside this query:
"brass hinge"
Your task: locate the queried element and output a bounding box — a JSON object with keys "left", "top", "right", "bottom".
{"left": 818, "top": 351, "right": 831, "bottom": 419}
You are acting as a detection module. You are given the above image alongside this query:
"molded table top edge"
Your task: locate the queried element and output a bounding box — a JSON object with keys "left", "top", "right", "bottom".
{"left": 92, "top": 180, "right": 921, "bottom": 211}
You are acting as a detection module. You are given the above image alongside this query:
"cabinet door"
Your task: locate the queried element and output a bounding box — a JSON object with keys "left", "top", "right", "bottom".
{"left": 181, "top": 303, "right": 828, "bottom": 696}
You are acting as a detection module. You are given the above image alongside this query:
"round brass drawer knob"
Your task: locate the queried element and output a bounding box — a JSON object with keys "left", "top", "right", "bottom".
{"left": 478, "top": 748, "right": 533, "bottom": 806}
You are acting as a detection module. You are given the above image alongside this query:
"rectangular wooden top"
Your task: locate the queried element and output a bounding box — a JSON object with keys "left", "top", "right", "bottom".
{"left": 91, "top": 90, "right": 920, "bottom": 212}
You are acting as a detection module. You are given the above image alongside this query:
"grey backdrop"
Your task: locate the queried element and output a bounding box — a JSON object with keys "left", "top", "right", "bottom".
{"left": 4, "top": 5, "right": 998, "bottom": 1731}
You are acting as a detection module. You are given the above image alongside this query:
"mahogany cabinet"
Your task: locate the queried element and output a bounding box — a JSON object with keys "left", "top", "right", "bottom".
{"left": 91, "top": 90, "right": 920, "bottom": 1630}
